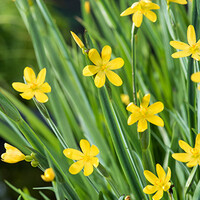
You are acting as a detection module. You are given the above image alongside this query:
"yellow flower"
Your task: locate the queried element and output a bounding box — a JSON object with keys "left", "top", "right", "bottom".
{"left": 84, "top": 1, "right": 90, "bottom": 14}
{"left": 172, "top": 134, "right": 200, "bottom": 167}
{"left": 191, "top": 72, "right": 200, "bottom": 90}
{"left": 12, "top": 67, "right": 51, "bottom": 103}
{"left": 70, "top": 31, "right": 85, "bottom": 49}
{"left": 120, "top": 0, "right": 160, "bottom": 28}
{"left": 41, "top": 168, "right": 55, "bottom": 182}
{"left": 1, "top": 143, "right": 25, "bottom": 163}
{"left": 63, "top": 139, "right": 99, "bottom": 176}
{"left": 120, "top": 94, "right": 130, "bottom": 105}
{"left": 143, "top": 164, "right": 171, "bottom": 200}
{"left": 127, "top": 94, "right": 164, "bottom": 132}
{"left": 170, "top": 25, "right": 200, "bottom": 60}
{"left": 83, "top": 45, "right": 124, "bottom": 88}
{"left": 167, "top": 0, "right": 187, "bottom": 4}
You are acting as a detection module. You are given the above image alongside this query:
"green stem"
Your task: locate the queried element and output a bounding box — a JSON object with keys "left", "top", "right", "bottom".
{"left": 131, "top": 23, "right": 138, "bottom": 105}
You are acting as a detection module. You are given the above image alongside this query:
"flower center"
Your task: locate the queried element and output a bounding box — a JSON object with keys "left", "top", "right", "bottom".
{"left": 155, "top": 179, "right": 163, "bottom": 186}
{"left": 84, "top": 155, "right": 91, "bottom": 162}
{"left": 190, "top": 44, "right": 199, "bottom": 53}
{"left": 140, "top": 107, "right": 147, "bottom": 116}
{"left": 190, "top": 148, "right": 199, "bottom": 155}
{"left": 29, "top": 83, "right": 38, "bottom": 90}
{"left": 101, "top": 65, "right": 107, "bottom": 70}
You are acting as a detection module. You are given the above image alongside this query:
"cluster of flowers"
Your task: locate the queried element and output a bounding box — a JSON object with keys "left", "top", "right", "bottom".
{"left": 1, "top": 0, "right": 200, "bottom": 200}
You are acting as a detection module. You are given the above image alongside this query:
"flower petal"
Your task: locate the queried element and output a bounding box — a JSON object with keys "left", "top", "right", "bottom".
{"left": 195, "top": 134, "right": 200, "bottom": 149}
{"left": 12, "top": 82, "right": 29, "bottom": 92}
{"left": 20, "top": 90, "right": 34, "bottom": 100}
{"left": 63, "top": 148, "right": 84, "bottom": 160}
{"left": 88, "top": 49, "right": 102, "bottom": 66}
{"left": 156, "top": 164, "right": 166, "bottom": 181}
{"left": 144, "top": 11, "right": 157, "bottom": 22}
{"left": 143, "top": 185, "right": 157, "bottom": 194}
{"left": 172, "top": 153, "right": 192, "bottom": 162}
{"left": 36, "top": 68, "right": 46, "bottom": 86}
{"left": 144, "top": 2, "right": 160, "bottom": 10}
{"left": 133, "top": 11, "right": 143, "bottom": 28}
{"left": 179, "top": 140, "right": 192, "bottom": 153}
{"left": 94, "top": 71, "right": 106, "bottom": 88}
{"left": 141, "top": 94, "right": 150, "bottom": 108}
{"left": 90, "top": 157, "right": 99, "bottom": 168}
{"left": 24, "top": 67, "right": 36, "bottom": 83}
{"left": 187, "top": 25, "right": 196, "bottom": 46}
{"left": 80, "top": 139, "right": 90, "bottom": 155}
{"left": 146, "top": 115, "right": 164, "bottom": 127}
{"left": 35, "top": 91, "right": 48, "bottom": 103}
{"left": 84, "top": 162, "right": 94, "bottom": 176}
{"left": 106, "top": 71, "right": 123, "bottom": 86}
{"left": 169, "top": 0, "right": 187, "bottom": 4}
{"left": 126, "top": 102, "right": 140, "bottom": 113}
{"left": 191, "top": 72, "right": 200, "bottom": 83}
{"left": 163, "top": 167, "right": 171, "bottom": 185}
{"left": 83, "top": 65, "right": 100, "bottom": 76}
{"left": 170, "top": 41, "right": 190, "bottom": 50}
{"left": 144, "top": 170, "right": 158, "bottom": 185}
{"left": 89, "top": 145, "right": 99, "bottom": 157}
{"left": 40, "top": 83, "right": 51, "bottom": 93}
{"left": 192, "top": 53, "right": 200, "bottom": 61}
{"left": 107, "top": 58, "right": 124, "bottom": 70}
{"left": 137, "top": 119, "right": 147, "bottom": 132}
{"left": 171, "top": 50, "right": 191, "bottom": 58}
{"left": 152, "top": 190, "right": 163, "bottom": 200}
{"left": 186, "top": 158, "right": 198, "bottom": 167}
{"left": 69, "top": 160, "right": 85, "bottom": 175}
{"left": 120, "top": 3, "right": 140, "bottom": 16}
{"left": 147, "top": 102, "right": 164, "bottom": 115}
{"left": 163, "top": 182, "right": 171, "bottom": 191}
{"left": 101, "top": 45, "right": 112, "bottom": 65}
{"left": 127, "top": 113, "right": 142, "bottom": 125}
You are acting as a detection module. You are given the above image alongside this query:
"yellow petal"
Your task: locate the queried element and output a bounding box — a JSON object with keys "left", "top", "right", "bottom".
{"left": 89, "top": 145, "right": 99, "bottom": 157}
{"left": 170, "top": 41, "right": 190, "bottom": 50}
{"left": 83, "top": 65, "right": 100, "bottom": 76}
{"left": 146, "top": 115, "right": 164, "bottom": 127}
{"left": 195, "top": 134, "right": 200, "bottom": 149}
{"left": 90, "top": 157, "right": 99, "bottom": 168}
{"left": 12, "top": 82, "right": 29, "bottom": 92}
{"left": 106, "top": 70, "right": 123, "bottom": 86}
{"left": 121, "top": 94, "right": 130, "bottom": 105}
{"left": 36, "top": 68, "right": 46, "bottom": 86}
{"left": 41, "top": 168, "right": 55, "bottom": 182}
{"left": 163, "top": 182, "right": 171, "bottom": 191}
{"left": 20, "top": 90, "right": 34, "bottom": 100}
{"left": 133, "top": 11, "right": 143, "bottom": 28}
{"left": 24, "top": 67, "right": 36, "bottom": 83}
{"left": 163, "top": 167, "right": 171, "bottom": 185}
{"left": 147, "top": 102, "right": 164, "bottom": 115}
{"left": 107, "top": 58, "right": 124, "bottom": 70}
{"left": 141, "top": 94, "right": 150, "bottom": 108}
{"left": 144, "top": 170, "right": 159, "bottom": 185}
{"left": 137, "top": 119, "right": 147, "bottom": 132}
{"left": 88, "top": 49, "right": 102, "bottom": 66}
{"left": 101, "top": 45, "right": 112, "bottom": 65}
{"left": 192, "top": 53, "right": 200, "bottom": 61}
{"left": 143, "top": 185, "right": 157, "bottom": 194}
{"left": 83, "top": 162, "right": 93, "bottom": 176}
{"left": 80, "top": 139, "right": 90, "bottom": 155}
{"left": 152, "top": 190, "right": 163, "bottom": 200}
{"left": 126, "top": 102, "right": 140, "bottom": 113}
{"left": 127, "top": 113, "right": 142, "bottom": 125}
{"left": 179, "top": 140, "right": 192, "bottom": 153}
{"left": 171, "top": 50, "right": 191, "bottom": 58}
{"left": 172, "top": 153, "right": 192, "bottom": 162}
{"left": 69, "top": 160, "right": 85, "bottom": 175}
{"left": 70, "top": 31, "right": 85, "bottom": 49}
{"left": 35, "top": 91, "right": 48, "bottom": 103}
{"left": 156, "top": 164, "right": 166, "bottom": 181}
{"left": 168, "top": 0, "right": 187, "bottom": 4}
{"left": 63, "top": 148, "right": 84, "bottom": 160}
{"left": 187, "top": 25, "right": 196, "bottom": 46}
{"left": 144, "top": 11, "right": 157, "bottom": 22}
{"left": 94, "top": 71, "right": 106, "bottom": 88}
{"left": 186, "top": 158, "right": 198, "bottom": 167}
{"left": 40, "top": 82, "right": 51, "bottom": 93}
{"left": 144, "top": 2, "right": 160, "bottom": 10}
{"left": 120, "top": 3, "right": 140, "bottom": 17}
{"left": 191, "top": 72, "right": 200, "bottom": 83}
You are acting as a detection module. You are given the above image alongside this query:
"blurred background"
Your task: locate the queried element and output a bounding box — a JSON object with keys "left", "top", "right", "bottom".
{"left": 0, "top": 0, "right": 82, "bottom": 199}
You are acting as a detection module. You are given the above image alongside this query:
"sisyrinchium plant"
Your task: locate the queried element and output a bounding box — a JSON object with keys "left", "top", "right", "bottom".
{"left": 0, "top": 0, "right": 200, "bottom": 200}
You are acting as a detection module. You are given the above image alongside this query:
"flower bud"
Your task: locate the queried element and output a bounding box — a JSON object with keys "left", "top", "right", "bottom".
{"left": 41, "top": 168, "right": 55, "bottom": 182}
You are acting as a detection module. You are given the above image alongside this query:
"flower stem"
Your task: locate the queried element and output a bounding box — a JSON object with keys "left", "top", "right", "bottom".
{"left": 131, "top": 23, "right": 138, "bottom": 105}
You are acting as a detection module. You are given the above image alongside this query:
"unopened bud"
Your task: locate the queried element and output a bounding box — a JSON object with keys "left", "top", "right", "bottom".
{"left": 125, "top": 196, "right": 131, "bottom": 200}
{"left": 84, "top": 1, "right": 90, "bottom": 14}
{"left": 25, "top": 155, "right": 33, "bottom": 162}
{"left": 31, "top": 160, "right": 39, "bottom": 167}
{"left": 70, "top": 31, "right": 85, "bottom": 49}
